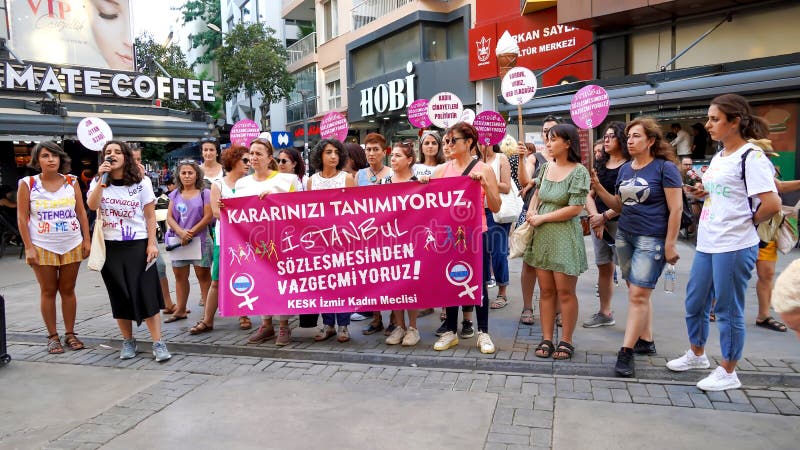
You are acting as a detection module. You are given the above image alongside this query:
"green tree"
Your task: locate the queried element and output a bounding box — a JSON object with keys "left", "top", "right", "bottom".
{"left": 216, "top": 22, "right": 295, "bottom": 116}
{"left": 133, "top": 33, "right": 195, "bottom": 111}
{"left": 178, "top": 0, "right": 222, "bottom": 67}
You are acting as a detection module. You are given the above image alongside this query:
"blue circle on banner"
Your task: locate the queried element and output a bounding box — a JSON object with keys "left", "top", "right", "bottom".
{"left": 449, "top": 263, "right": 470, "bottom": 283}
{"left": 232, "top": 274, "right": 253, "bottom": 293}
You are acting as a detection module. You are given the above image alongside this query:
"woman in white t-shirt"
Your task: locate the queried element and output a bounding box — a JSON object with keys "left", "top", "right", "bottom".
{"left": 308, "top": 139, "right": 357, "bottom": 343}
{"left": 238, "top": 138, "right": 299, "bottom": 346}
{"left": 17, "top": 142, "right": 91, "bottom": 354}
{"left": 200, "top": 137, "right": 224, "bottom": 186}
{"left": 88, "top": 141, "right": 171, "bottom": 362}
{"left": 668, "top": 94, "right": 782, "bottom": 391}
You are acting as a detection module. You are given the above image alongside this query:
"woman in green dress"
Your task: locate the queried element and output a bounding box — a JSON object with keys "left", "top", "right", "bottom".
{"left": 526, "top": 124, "right": 590, "bottom": 360}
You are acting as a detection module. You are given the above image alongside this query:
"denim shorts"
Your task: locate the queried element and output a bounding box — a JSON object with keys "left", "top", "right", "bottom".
{"left": 615, "top": 229, "right": 666, "bottom": 289}
{"left": 591, "top": 220, "right": 618, "bottom": 266}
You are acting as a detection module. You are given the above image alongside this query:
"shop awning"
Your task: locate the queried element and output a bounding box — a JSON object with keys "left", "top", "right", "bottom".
{"left": 0, "top": 99, "right": 211, "bottom": 142}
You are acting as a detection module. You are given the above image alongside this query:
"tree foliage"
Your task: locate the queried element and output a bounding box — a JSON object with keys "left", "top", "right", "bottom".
{"left": 133, "top": 33, "right": 196, "bottom": 111}
{"left": 216, "top": 22, "right": 295, "bottom": 107}
{"left": 178, "top": 0, "right": 222, "bottom": 67}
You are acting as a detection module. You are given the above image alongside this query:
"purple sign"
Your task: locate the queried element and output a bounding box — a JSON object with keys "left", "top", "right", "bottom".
{"left": 570, "top": 85, "right": 610, "bottom": 130}
{"left": 230, "top": 119, "right": 261, "bottom": 147}
{"left": 473, "top": 111, "right": 507, "bottom": 145}
{"left": 320, "top": 111, "right": 349, "bottom": 141}
{"left": 407, "top": 99, "right": 431, "bottom": 128}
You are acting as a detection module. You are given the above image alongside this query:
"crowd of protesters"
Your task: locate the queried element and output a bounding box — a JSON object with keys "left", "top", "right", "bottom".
{"left": 15, "top": 94, "right": 799, "bottom": 391}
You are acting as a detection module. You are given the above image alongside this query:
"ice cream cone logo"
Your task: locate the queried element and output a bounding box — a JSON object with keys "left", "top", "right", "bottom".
{"left": 495, "top": 30, "right": 520, "bottom": 80}
{"left": 476, "top": 36, "right": 492, "bottom": 63}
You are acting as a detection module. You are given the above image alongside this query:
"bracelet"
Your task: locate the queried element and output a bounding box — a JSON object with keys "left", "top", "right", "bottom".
{"left": 602, "top": 211, "right": 609, "bottom": 220}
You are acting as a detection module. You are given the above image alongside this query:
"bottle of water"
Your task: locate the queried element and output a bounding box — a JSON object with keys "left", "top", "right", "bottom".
{"left": 664, "top": 264, "right": 676, "bottom": 294}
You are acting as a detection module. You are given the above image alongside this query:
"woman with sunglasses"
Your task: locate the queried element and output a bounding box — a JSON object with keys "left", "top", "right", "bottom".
{"left": 190, "top": 146, "right": 253, "bottom": 335}
{"left": 238, "top": 138, "right": 299, "bottom": 346}
{"left": 583, "top": 122, "right": 630, "bottom": 331}
{"left": 164, "top": 160, "right": 213, "bottom": 324}
{"left": 426, "top": 122, "right": 501, "bottom": 354}
{"left": 276, "top": 147, "right": 306, "bottom": 191}
{"left": 308, "top": 138, "right": 357, "bottom": 343}
{"left": 200, "top": 138, "right": 224, "bottom": 187}
{"left": 528, "top": 124, "right": 590, "bottom": 361}
{"left": 383, "top": 141, "right": 422, "bottom": 346}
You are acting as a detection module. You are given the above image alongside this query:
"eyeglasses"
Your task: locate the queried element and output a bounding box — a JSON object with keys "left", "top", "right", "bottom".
{"left": 200, "top": 137, "right": 217, "bottom": 143}
{"left": 396, "top": 141, "right": 414, "bottom": 149}
{"left": 277, "top": 158, "right": 291, "bottom": 164}
{"left": 241, "top": 158, "right": 250, "bottom": 164}
{"left": 444, "top": 137, "right": 466, "bottom": 145}
{"left": 603, "top": 134, "right": 617, "bottom": 140}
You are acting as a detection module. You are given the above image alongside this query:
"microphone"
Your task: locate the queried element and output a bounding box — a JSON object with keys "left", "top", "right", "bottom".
{"left": 100, "top": 156, "right": 114, "bottom": 187}
{"left": 165, "top": 238, "right": 191, "bottom": 251}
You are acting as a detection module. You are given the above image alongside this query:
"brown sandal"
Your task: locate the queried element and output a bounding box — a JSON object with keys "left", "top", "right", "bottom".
{"left": 190, "top": 321, "right": 213, "bottom": 335}
{"left": 47, "top": 333, "right": 64, "bottom": 354}
{"left": 520, "top": 308, "right": 535, "bottom": 325}
{"left": 239, "top": 316, "right": 252, "bottom": 330}
{"left": 63, "top": 332, "right": 85, "bottom": 350}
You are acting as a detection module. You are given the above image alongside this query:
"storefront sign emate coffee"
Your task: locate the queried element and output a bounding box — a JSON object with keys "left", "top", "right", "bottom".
{"left": 360, "top": 62, "right": 416, "bottom": 118}
{"left": 1, "top": 60, "right": 216, "bottom": 102}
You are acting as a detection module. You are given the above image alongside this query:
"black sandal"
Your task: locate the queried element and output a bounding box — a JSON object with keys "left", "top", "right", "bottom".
{"left": 534, "top": 340, "right": 555, "bottom": 358}
{"left": 552, "top": 341, "right": 574, "bottom": 360}
{"left": 756, "top": 316, "right": 787, "bottom": 332}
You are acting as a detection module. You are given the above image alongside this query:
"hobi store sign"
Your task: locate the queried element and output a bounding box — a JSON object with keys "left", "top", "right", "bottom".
{"left": 359, "top": 61, "right": 416, "bottom": 118}
{"left": 1, "top": 60, "right": 217, "bottom": 102}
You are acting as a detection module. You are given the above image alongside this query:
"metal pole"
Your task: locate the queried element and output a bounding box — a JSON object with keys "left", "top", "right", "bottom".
{"left": 302, "top": 92, "right": 309, "bottom": 168}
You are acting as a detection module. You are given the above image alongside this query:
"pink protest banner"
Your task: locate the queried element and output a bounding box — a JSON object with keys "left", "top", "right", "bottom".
{"left": 230, "top": 119, "right": 261, "bottom": 147}
{"left": 473, "top": 111, "right": 507, "bottom": 145}
{"left": 320, "top": 111, "right": 348, "bottom": 141}
{"left": 219, "top": 177, "right": 483, "bottom": 316}
{"left": 407, "top": 99, "right": 431, "bottom": 128}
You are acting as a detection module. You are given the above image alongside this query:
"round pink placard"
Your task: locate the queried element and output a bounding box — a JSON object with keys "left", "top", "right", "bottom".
{"left": 570, "top": 85, "right": 610, "bottom": 130}
{"left": 230, "top": 120, "right": 261, "bottom": 147}
{"left": 407, "top": 99, "right": 431, "bottom": 128}
{"left": 473, "top": 111, "right": 507, "bottom": 146}
{"left": 320, "top": 111, "right": 349, "bottom": 141}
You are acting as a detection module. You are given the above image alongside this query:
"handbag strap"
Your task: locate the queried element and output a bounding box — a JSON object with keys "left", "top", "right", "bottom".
{"left": 461, "top": 159, "right": 479, "bottom": 176}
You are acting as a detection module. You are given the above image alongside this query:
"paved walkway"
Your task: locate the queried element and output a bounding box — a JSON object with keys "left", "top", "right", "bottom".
{"left": 2, "top": 239, "right": 799, "bottom": 389}
{"left": 3, "top": 343, "right": 799, "bottom": 449}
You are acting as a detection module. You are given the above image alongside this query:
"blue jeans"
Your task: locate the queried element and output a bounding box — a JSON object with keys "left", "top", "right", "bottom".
{"left": 484, "top": 209, "right": 511, "bottom": 286}
{"left": 615, "top": 230, "right": 666, "bottom": 289}
{"left": 322, "top": 313, "right": 350, "bottom": 327}
{"left": 684, "top": 246, "right": 757, "bottom": 361}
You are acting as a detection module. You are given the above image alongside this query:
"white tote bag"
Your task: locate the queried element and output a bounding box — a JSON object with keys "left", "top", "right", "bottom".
{"left": 86, "top": 221, "right": 105, "bottom": 272}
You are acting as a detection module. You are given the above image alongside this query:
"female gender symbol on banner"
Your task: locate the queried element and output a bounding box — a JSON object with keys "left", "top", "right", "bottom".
{"left": 320, "top": 111, "right": 349, "bottom": 141}
{"left": 230, "top": 119, "right": 261, "bottom": 147}
{"left": 407, "top": 99, "right": 432, "bottom": 128}
{"left": 445, "top": 260, "right": 478, "bottom": 299}
{"left": 427, "top": 92, "right": 463, "bottom": 129}
{"left": 77, "top": 117, "right": 112, "bottom": 151}
{"left": 473, "top": 111, "right": 507, "bottom": 145}
{"left": 229, "top": 272, "right": 259, "bottom": 310}
{"left": 570, "top": 85, "right": 610, "bottom": 130}
{"left": 501, "top": 67, "right": 537, "bottom": 106}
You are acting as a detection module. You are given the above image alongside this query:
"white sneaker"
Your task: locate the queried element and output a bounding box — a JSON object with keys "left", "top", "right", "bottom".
{"left": 401, "top": 327, "right": 420, "bottom": 346}
{"left": 666, "top": 349, "right": 710, "bottom": 372}
{"left": 696, "top": 366, "right": 742, "bottom": 391}
{"left": 477, "top": 331, "right": 496, "bottom": 354}
{"left": 385, "top": 326, "right": 406, "bottom": 345}
{"left": 433, "top": 331, "right": 459, "bottom": 351}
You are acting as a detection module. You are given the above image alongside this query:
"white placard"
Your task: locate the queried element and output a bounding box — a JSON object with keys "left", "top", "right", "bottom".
{"left": 166, "top": 235, "right": 202, "bottom": 261}
{"left": 427, "top": 92, "right": 464, "bottom": 129}
{"left": 77, "top": 117, "right": 113, "bottom": 151}
{"left": 460, "top": 108, "right": 476, "bottom": 125}
{"left": 501, "top": 67, "right": 537, "bottom": 106}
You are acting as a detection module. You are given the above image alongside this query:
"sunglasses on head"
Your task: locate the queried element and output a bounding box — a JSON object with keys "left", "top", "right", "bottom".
{"left": 200, "top": 137, "right": 217, "bottom": 143}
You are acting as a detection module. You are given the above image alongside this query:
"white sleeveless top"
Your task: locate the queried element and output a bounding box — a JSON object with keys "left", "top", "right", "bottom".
{"left": 21, "top": 174, "right": 83, "bottom": 254}
{"left": 213, "top": 178, "right": 237, "bottom": 245}
{"left": 310, "top": 171, "right": 348, "bottom": 190}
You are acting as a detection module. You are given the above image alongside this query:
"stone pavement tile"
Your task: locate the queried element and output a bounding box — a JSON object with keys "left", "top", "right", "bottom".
{"left": 771, "top": 398, "right": 800, "bottom": 415}
{"left": 610, "top": 388, "right": 632, "bottom": 403}
{"left": 705, "top": 390, "right": 729, "bottom": 402}
{"left": 736, "top": 360, "right": 756, "bottom": 371}
{"left": 745, "top": 389, "right": 787, "bottom": 398}
{"left": 489, "top": 374, "right": 507, "bottom": 387}
{"left": 493, "top": 407, "right": 515, "bottom": 425}
{"left": 572, "top": 379, "right": 591, "bottom": 393}
{"left": 627, "top": 383, "right": 649, "bottom": 397}
{"left": 590, "top": 379, "right": 628, "bottom": 389}
{"left": 632, "top": 396, "right": 672, "bottom": 406}
{"left": 786, "top": 391, "right": 800, "bottom": 407}
{"left": 534, "top": 396, "right": 554, "bottom": 411}
{"left": 558, "top": 391, "right": 593, "bottom": 400}
{"left": 523, "top": 376, "right": 555, "bottom": 384}
{"left": 521, "top": 383, "right": 539, "bottom": 395}
{"left": 538, "top": 383, "right": 556, "bottom": 397}
{"left": 454, "top": 376, "right": 473, "bottom": 391}
{"left": 530, "top": 427, "right": 552, "bottom": 447}
{"left": 592, "top": 387, "right": 613, "bottom": 402}
{"left": 712, "top": 401, "right": 756, "bottom": 413}
{"left": 555, "top": 378, "right": 573, "bottom": 392}
{"left": 483, "top": 442, "right": 508, "bottom": 450}
{"left": 689, "top": 393, "right": 713, "bottom": 409}
{"left": 505, "top": 375, "right": 523, "bottom": 390}
{"left": 750, "top": 397, "right": 781, "bottom": 414}
{"left": 497, "top": 393, "right": 535, "bottom": 410}
{"left": 60, "top": 424, "right": 117, "bottom": 444}
{"left": 513, "top": 409, "right": 553, "bottom": 429}
{"left": 764, "top": 358, "right": 789, "bottom": 368}
{"left": 471, "top": 378, "right": 490, "bottom": 392}
{"left": 747, "top": 357, "right": 769, "bottom": 367}
{"left": 645, "top": 384, "right": 668, "bottom": 398}
{"left": 726, "top": 389, "right": 750, "bottom": 404}
{"left": 490, "top": 424, "right": 534, "bottom": 436}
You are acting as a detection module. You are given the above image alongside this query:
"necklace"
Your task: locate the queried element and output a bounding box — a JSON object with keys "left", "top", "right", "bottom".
{"left": 369, "top": 166, "right": 383, "bottom": 183}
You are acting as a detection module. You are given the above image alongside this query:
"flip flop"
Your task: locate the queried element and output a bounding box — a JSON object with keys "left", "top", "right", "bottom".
{"left": 490, "top": 295, "right": 508, "bottom": 309}
{"left": 164, "top": 314, "right": 188, "bottom": 323}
